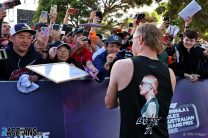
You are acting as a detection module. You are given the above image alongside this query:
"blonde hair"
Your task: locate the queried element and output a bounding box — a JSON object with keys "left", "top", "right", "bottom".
{"left": 137, "top": 23, "right": 163, "bottom": 54}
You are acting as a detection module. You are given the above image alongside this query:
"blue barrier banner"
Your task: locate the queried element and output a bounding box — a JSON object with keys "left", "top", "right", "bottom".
{"left": 0, "top": 81, "right": 66, "bottom": 138}
{"left": 62, "top": 79, "right": 208, "bottom": 138}
{"left": 62, "top": 80, "right": 120, "bottom": 138}
{"left": 168, "top": 79, "right": 208, "bottom": 138}
{"left": 0, "top": 79, "right": 207, "bottom": 138}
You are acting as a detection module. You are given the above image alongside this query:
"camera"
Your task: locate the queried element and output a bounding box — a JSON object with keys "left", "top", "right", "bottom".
{"left": 135, "top": 13, "right": 145, "bottom": 20}
{"left": 62, "top": 24, "right": 73, "bottom": 35}
{"left": 0, "top": 0, "right": 21, "bottom": 10}
{"left": 129, "top": 23, "right": 133, "bottom": 28}
{"left": 163, "top": 16, "right": 170, "bottom": 28}
{"left": 96, "top": 11, "right": 102, "bottom": 23}
{"left": 52, "top": 24, "right": 60, "bottom": 31}
{"left": 163, "top": 16, "right": 170, "bottom": 21}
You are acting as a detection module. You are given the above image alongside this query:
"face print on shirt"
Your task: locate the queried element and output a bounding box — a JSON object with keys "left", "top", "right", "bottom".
{"left": 136, "top": 75, "right": 161, "bottom": 135}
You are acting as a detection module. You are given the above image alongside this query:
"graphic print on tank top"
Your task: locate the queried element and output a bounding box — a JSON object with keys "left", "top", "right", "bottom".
{"left": 136, "top": 75, "right": 162, "bottom": 135}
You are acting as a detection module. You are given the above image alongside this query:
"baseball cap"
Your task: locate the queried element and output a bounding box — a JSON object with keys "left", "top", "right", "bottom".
{"left": 57, "top": 43, "right": 71, "bottom": 50}
{"left": 10, "top": 23, "right": 36, "bottom": 36}
{"left": 34, "top": 23, "right": 48, "bottom": 30}
{"left": 48, "top": 41, "right": 62, "bottom": 49}
{"left": 106, "top": 35, "right": 122, "bottom": 45}
{"left": 73, "top": 28, "right": 84, "bottom": 36}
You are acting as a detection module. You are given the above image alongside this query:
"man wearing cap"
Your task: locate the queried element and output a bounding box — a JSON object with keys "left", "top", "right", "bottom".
{"left": 93, "top": 35, "right": 123, "bottom": 82}
{"left": 0, "top": 23, "right": 43, "bottom": 81}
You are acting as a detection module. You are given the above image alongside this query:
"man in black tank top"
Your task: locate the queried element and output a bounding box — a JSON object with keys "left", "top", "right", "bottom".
{"left": 105, "top": 23, "right": 176, "bottom": 138}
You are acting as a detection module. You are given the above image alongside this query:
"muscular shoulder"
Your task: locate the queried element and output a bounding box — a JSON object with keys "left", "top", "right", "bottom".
{"left": 112, "top": 58, "right": 133, "bottom": 74}
{"left": 168, "top": 68, "right": 176, "bottom": 92}
{"left": 111, "top": 58, "right": 134, "bottom": 91}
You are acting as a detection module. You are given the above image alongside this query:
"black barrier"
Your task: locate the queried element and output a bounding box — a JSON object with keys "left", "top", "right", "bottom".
{"left": 0, "top": 79, "right": 208, "bottom": 138}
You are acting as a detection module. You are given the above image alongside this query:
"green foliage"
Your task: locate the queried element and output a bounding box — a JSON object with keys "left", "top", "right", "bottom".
{"left": 33, "top": 0, "right": 97, "bottom": 26}
{"left": 34, "top": 0, "right": 163, "bottom": 35}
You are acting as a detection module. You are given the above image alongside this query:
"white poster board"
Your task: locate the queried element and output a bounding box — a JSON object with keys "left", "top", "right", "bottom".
{"left": 178, "top": 0, "right": 202, "bottom": 20}
{"left": 27, "top": 62, "right": 89, "bottom": 83}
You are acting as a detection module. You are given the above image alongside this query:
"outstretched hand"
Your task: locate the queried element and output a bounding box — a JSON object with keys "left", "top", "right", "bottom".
{"left": 0, "top": 9, "right": 6, "bottom": 20}
{"left": 184, "top": 16, "right": 192, "bottom": 27}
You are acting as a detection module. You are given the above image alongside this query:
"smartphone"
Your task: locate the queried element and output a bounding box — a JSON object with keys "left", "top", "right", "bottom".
{"left": 68, "top": 8, "right": 78, "bottom": 14}
{"left": 52, "top": 24, "right": 60, "bottom": 31}
{"left": 62, "top": 24, "right": 73, "bottom": 35}
{"left": 50, "top": 4, "right": 57, "bottom": 14}
{"left": 39, "top": 11, "right": 48, "bottom": 23}
{"left": 41, "top": 27, "right": 49, "bottom": 36}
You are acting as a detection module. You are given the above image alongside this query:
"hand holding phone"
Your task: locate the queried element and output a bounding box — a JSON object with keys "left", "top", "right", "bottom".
{"left": 95, "top": 11, "right": 102, "bottom": 23}
{"left": 0, "top": 8, "right": 6, "bottom": 19}
{"left": 0, "top": 0, "right": 21, "bottom": 10}
{"left": 129, "top": 23, "right": 133, "bottom": 28}
{"left": 48, "top": 47, "right": 57, "bottom": 60}
{"left": 83, "top": 65, "right": 100, "bottom": 81}
{"left": 39, "top": 11, "right": 48, "bottom": 23}
{"left": 50, "top": 4, "right": 57, "bottom": 14}
{"left": 163, "top": 16, "right": 170, "bottom": 28}
{"left": 89, "top": 11, "right": 96, "bottom": 20}
{"left": 40, "top": 27, "right": 49, "bottom": 37}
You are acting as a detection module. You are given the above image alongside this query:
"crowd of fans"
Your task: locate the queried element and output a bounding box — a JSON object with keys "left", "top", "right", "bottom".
{"left": 0, "top": 3, "right": 208, "bottom": 83}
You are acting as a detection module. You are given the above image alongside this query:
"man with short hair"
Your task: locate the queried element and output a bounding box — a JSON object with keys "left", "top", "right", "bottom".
{"left": 105, "top": 23, "right": 176, "bottom": 138}
{"left": 0, "top": 9, "right": 8, "bottom": 48}
{"left": 1, "top": 21, "right": 10, "bottom": 37}
{"left": 93, "top": 35, "right": 123, "bottom": 82}
{"left": 0, "top": 23, "right": 43, "bottom": 81}
{"left": 171, "top": 29, "right": 208, "bottom": 81}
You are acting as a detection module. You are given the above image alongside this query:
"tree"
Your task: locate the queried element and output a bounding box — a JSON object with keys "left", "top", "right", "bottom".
{"left": 34, "top": 0, "right": 162, "bottom": 28}
{"left": 156, "top": 0, "right": 208, "bottom": 39}
{"left": 96, "top": 0, "right": 162, "bottom": 33}
{"left": 33, "top": 0, "right": 97, "bottom": 26}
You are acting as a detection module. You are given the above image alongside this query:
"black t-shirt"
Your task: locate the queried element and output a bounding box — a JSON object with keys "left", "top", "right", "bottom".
{"left": 118, "top": 56, "right": 173, "bottom": 138}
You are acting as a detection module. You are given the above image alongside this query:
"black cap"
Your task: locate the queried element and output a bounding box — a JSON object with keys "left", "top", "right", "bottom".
{"left": 35, "top": 23, "right": 48, "bottom": 30}
{"left": 57, "top": 43, "right": 71, "bottom": 50}
{"left": 73, "top": 28, "right": 84, "bottom": 36}
{"left": 106, "top": 35, "right": 122, "bottom": 45}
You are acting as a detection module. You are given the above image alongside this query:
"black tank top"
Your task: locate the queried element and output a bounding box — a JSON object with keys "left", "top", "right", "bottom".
{"left": 118, "top": 56, "right": 173, "bottom": 138}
